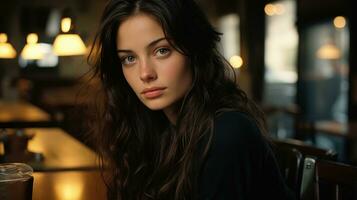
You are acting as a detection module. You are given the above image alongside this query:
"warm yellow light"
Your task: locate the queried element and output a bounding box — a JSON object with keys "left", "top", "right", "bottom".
{"left": 333, "top": 16, "right": 346, "bottom": 29}
{"left": 0, "top": 33, "right": 17, "bottom": 59}
{"left": 316, "top": 43, "right": 341, "bottom": 60}
{"left": 27, "top": 33, "right": 38, "bottom": 44}
{"left": 53, "top": 34, "right": 87, "bottom": 56}
{"left": 264, "top": 4, "right": 275, "bottom": 16}
{"left": 274, "top": 3, "right": 285, "bottom": 15}
{"left": 21, "top": 33, "right": 44, "bottom": 60}
{"left": 0, "top": 33, "right": 8, "bottom": 43}
{"left": 0, "top": 43, "right": 17, "bottom": 59}
{"left": 229, "top": 55, "right": 243, "bottom": 69}
{"left": 55, "top": 172, "right": 84, "bottom": 200}
{"left": 61, "top": 17, "right": 72, "bottom": 33}
{"left": 265, "top": 3, "right": 285, "bottom": 16}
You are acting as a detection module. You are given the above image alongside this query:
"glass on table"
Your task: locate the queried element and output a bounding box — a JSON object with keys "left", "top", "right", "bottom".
{"left": 0, "top": 163, "right": 33, "bottom": 200}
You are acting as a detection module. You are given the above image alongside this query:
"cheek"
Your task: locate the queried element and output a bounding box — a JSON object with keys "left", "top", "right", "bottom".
{"left": 162, "top": 57, "right": 189, "bottom": 80}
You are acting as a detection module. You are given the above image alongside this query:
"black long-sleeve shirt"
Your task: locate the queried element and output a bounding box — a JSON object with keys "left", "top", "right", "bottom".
{"left": 198, "top": 111, "right": 296, "bottom": 199}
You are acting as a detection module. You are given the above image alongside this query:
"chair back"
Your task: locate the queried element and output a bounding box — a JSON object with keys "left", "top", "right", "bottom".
{"left": 300, "top": 157, "right": 357, "bottom": 200}
{"left": 315, "top": 159, "right": 357, "bottom": 200}
{"left": 273, "top": 144, "right": 303, "bottom": 199}
{"left": 274, "top": 138, "right": 338, "bottom": 161}
{"left": 273, "top": 138, "right": 338, "bottom": 200}
{"left": 300, "top": 157, "right": 317, "bottom": 200}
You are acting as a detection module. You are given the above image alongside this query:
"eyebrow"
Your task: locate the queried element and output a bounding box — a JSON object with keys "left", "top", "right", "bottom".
{"left": 116, "top": 37, "right": 167, "bottom": 53}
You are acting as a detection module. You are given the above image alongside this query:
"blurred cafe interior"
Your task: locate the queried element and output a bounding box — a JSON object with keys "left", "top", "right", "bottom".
{"left": 0, "top": 0, "right": 356, "bottom": 199}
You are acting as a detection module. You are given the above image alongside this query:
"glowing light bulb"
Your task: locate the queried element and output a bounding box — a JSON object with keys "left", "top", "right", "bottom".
{"left": 229, "top": 55, "right": 243, "bottom": 69}
{"left": 264, "top": 4, "right": 275, "bottom": 16}
{"left": 333, "top": 16, "right": 346, "bottom": 29}
{"left": 27, "top": 33, "right": 38, "bottom": 44}
{"left": 0, "top": 33, "right": 8, "bottom": 43}
{"left": 61, "top": 17, "right": 72, "bottom": 33}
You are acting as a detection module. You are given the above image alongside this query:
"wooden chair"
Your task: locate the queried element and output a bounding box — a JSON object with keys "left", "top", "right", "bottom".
{"left": 300, "top": 157, "right": 317, "bottom": 200}
{"left": 273, "top": 138, "right": 338, "bottom": 161}
{"left": 315, "top": 159, "right": 357, "bottom": 200}
{"left": 273, "top": 138, "right": 338, "bottom": 200}
{"left": 300, "top": 157, "right": 357, "bottom": 200}
{"left": 273, "top": 145, "right": 303, "bottom": 199}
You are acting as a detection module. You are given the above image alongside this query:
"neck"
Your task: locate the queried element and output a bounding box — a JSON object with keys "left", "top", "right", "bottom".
{"left": 163, "top": 108, "right": 177, "bottom": 125}
{"left": 163, "top": 98, "right": 185, "bottom": 125}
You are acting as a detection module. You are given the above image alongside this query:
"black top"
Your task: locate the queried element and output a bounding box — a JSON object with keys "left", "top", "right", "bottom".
{"left": 198, "top": 112, "right": 296, "bottom": 200}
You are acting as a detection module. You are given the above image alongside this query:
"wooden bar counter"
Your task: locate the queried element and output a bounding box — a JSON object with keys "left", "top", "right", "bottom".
{"left": 33, "top": 170, "right": 107, "bottom": 200}
{"left": 1, "top": 128, "right": 99, "bottom": 171}
{"left": 0, "top": 100, "right": 57, "bottom": 128}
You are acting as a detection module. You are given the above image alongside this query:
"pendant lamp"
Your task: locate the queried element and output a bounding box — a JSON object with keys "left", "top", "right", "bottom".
{"left": 0, "top": 33, "right": 17, "bottom": 59}
{"left": 53, "top": 17, "right": 86, "bottom": 56}
{"left": 20, "top": 33, "right": 44, "bottom": 60}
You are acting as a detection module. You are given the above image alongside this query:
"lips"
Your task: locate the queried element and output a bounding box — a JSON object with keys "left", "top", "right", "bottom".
{"left": 141, "top": 87, "right": 166, "bottom": 99}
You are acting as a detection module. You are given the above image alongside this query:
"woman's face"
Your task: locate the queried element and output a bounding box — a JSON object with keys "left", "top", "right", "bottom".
{"left": 116, "top": 13, "right": 192, "bottom": 122}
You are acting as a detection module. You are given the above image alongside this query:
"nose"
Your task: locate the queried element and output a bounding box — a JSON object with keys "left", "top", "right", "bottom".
{"left": 139, "top": 58, "right": 157, "bottom": 82}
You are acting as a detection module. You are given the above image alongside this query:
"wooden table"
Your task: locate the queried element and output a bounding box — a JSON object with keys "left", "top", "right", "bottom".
{"left": 33, "top": 170, "right": 107, "bottom": 200}
{"left": 315, "top": 121, "right": 357, "bottom": 139}
{"left": 0, "top": 100, "right": 57, "bottom": 128}
{"left": 1, "top": 128, "right": 99, "bottom": 171}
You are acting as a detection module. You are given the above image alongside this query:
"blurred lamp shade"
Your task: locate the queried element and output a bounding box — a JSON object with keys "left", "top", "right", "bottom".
{"left": 53, "top": 17, "right": 86, "bottom": 56}
{"left": 21, "top": 33, "right": 44, "bottom": 60}
{"left": 0, "top": 33, "right": 17, "bottom": 59}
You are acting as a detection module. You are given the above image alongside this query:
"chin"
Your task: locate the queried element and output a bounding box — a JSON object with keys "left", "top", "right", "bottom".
{"left": 142, "top": 100, "right": 170, "bottom": 111}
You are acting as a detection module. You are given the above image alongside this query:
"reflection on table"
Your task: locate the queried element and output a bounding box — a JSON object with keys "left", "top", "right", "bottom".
{"left": 0, "top": 128, "right": 99, "bottom": 171}
{"left": 0, "top": 100, "right": 56, "bottom": 128}
{"left": 33, "top": 170, "right": 107, "bottom": 200}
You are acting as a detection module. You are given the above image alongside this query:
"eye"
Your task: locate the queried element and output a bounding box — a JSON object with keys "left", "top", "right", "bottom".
{"left": 120, "top": 55, "right": 136, "bottom": 65}
{"left": 155, "top": 47, "right": 171, "bottom": 57}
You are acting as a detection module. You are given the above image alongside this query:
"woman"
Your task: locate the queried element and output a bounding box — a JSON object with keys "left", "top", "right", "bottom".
{"left": 88, "top": 0, "right": 295, "bottom": 199}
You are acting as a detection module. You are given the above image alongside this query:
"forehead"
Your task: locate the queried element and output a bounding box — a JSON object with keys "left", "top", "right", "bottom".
{"left": 117, "top": 13, "right": 165, "bottom": 48}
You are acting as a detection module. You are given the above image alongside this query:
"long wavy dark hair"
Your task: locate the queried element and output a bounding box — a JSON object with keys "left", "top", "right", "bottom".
{"left": 88, "top": 0, "right": 267, "bottom": 199}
